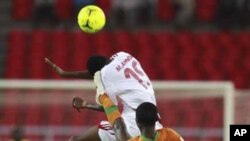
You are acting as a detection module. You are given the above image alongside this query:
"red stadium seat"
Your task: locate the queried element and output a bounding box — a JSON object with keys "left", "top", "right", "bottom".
{"left": 49, "top": 30, "right": 70, "bottom": 79}
{"left": 200, "top": 56, "right": 225, "bottom": 80}
{"left": 12, "top": 0, "right": 34, "bottom": 20}
{"left": 216, "top": 32, "right": 241, "bottom": 59}
{"left": 134, "top": 32, "right": 154, "bottom": 64}
{"left": 133, "top": 31, "right": 160, "bottom": 79}
{"left": 55, "top": 0, "right": 73, "bottom": 20}
{"left": 196, "top": 0, "right": 219, "bottom": 22}
{"left": 157, "top": 0, "right": 174, "bottom": 21}
{"left": 2, "top": 104, "right": 20, "bottom": 125}
{"left": 162, "top": 67, "right": 181, "bottom": 80}
{"left": 112, "top": 31, "right": 134, "bottom": 54}
{"left": 6, "top": 30, "right": 28, "bottom": 78}
{"left": 236, "top": 32, "right": 250, "bottom": 49}
{"left": 28, "top": 29, "right": 50, "bottom": 79}
{"left": 155, "top": 32, "right": 176, "bottom": 65}
{"left": 195, "top": 32, "right": 219, "bottom": 60}
{"left": 91, "top": 31, "right": 113, "bottom": 56}
{"left": 157, "top": 100, "right": 180, "bottom": 126}
{"left": 184, "top": 69, "right": 204, "bottom": 80}
{"left": 70, "top": 31, "right": 91, "bottom": 70}
{"left": 96, "top": 0, "right": 111, "bottom": 16}
{"left": 244, "top": 55, "right": 250, "bottom": 72}
{"left": 230, "top": 70, "right": 249, "bottom": 89}
{"left": 175, "top": 32, "right": 194, "bottom": 47}
{"left": 154, "top": 32, "right": 179, "bottom": 77}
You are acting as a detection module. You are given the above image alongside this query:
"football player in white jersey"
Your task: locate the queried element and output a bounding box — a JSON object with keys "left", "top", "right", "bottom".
{"left": 45, "top": 51, "right": 163, "bottom": 141}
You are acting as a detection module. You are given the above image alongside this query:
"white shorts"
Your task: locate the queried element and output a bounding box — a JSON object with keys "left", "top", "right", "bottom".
{"left": 98, "top": 121, "right": 116, "bottom": 141}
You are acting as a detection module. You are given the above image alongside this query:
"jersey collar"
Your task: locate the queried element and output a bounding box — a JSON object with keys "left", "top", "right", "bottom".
{"left": 140, "top": 131, "right": 159, "bottom": 141}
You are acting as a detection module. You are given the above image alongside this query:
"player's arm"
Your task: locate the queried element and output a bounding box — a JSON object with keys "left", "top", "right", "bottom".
{"left": 72, "top": 97, "right": 104, "bottom": 112}
{"left": 94, "top": 71, "right": 131, "bottom": 141}
{"left": 99, "top": 94, "right": 131, "bottom": 141}
{"left": 44, "top": 58, "right": 92, "bottom": 79}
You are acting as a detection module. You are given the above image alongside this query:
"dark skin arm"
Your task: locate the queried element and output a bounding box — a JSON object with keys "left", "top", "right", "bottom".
{"left": 113, "top": 118, "right": 131, "bottom": 141}
{"left": 72, "top": 97, "right": 104, "bottom": 112}
{"left": 44, "top": 58, "right": 92, "bottom": 79}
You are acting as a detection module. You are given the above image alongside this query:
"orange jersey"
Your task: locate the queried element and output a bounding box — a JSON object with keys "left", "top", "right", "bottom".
{"left": 128, "top": 128, "right": 183, "bottom": 141}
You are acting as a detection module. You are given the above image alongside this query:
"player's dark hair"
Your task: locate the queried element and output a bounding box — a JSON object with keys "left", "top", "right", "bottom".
{"left": 87, "top": 55, "right": 108, "bottom": 76}
{"left": 136, "top": 102, "right": 159, "bottom": 127}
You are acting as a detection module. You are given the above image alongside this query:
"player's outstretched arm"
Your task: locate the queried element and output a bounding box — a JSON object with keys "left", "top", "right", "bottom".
{"left": 72, "top": 97, "right": 104, "bottom": 112}
{"left": 44, "top": 58, "right": 92, "bottom": 79}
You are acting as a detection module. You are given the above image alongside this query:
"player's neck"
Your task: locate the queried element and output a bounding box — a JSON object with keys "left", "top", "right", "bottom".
{"left": 141, "top": 126, "right": 156, "bottom": 140}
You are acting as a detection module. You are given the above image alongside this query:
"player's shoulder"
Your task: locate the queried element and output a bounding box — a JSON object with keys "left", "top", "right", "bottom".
{"left": 158, "top": 128, "right": 184, "bottom": 141}
{"left": 159, "top": 127, "right": 181, "bottom": 135}
{"left": 110, "top": 51, "right": 131, "bottom": 59}
{"left": 159, "top": 127, "right": 177, "bottom": 132}
{"left": 116, "top": 51, "right": 131, "bottom": 56}
{"left": 128, "top": 136, "right": 140, "bottom": 141}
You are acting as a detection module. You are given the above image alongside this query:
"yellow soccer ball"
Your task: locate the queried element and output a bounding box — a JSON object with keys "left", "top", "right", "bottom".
{"left": 77, "top": 5, "right": 106, "bottom": 33}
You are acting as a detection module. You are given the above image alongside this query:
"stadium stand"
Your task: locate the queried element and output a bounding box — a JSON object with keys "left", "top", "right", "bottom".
{"left": 55, "top": 0, "right": 73, "bottom": 21}
{"left": 196, "top": 0, "right": 219, "bottom": 22}
{"left": 157, "top": 0, "right": 174, "bottom": 21}
{"left": 1, "top": 0, "right": 250, "bottom": 141}
{"left": 5, "top": 30, "right": 250, "bottom": 89}
{"left": 12, "top": 0, "right": 34, "bottom": 21}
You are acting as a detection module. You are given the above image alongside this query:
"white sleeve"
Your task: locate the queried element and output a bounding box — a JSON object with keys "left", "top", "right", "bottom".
{"left": 101, "top": 68, "right": 118, "bottom": 105}
{"left": 94, "top": 71, "right": 106, "bottom": 105}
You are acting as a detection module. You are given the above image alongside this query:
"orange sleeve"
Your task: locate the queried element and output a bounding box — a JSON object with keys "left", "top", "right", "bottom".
{"left": 157, "top": 128, "right": 183, "bottom": 141}
{"left": 99, "top": 94, "right": 121, "bottom": 125}
{"left": 128, "top": 136, "right": 140, "bottom": 141}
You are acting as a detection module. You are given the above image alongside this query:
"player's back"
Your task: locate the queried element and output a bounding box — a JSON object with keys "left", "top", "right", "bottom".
{"left": 101, "top": 51, "right": 156, "bottom": 109}
{"left": 128, "top": 128, "right": 184, "bottom": 141}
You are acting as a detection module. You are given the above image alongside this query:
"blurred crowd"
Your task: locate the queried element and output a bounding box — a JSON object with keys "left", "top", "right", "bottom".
{"left": 13, "top": 0, "right": 250, "bottom": 29}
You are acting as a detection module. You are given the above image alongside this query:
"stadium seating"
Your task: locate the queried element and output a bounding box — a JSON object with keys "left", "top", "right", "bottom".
{"left": 28, "top": 29, "right": 50, "bottom": 79}
{"left": 11, "top": 0, "right": 222, "bottom": 23}
{"left": 55, "top": 0, "right": 73, "bottom": 20}
{"left": 112, "top": 31, "right": 134, "bottom": 54}
{"left": 5, "top": 30, "right": 28, "bottom": 78}
{"left": 157, "top": 0, "right": 174, "bottom": 21}
{"left": 5, "top": 30, "right": 250, "bottom": 88}
{"left": 49, "top": 30, "right": 71, "bottom": 79}
{"left": 0, "top": 93, "right": 223, "bottom": 141}
{"left": 6, "top": 1, "right": 249, "bottom": 141}
{"left": 91, "top": 31, "right": 113, "bottom": 56}
{"left": 12, "top": 0, "right": 34, "bottom": 20}
{"left": 96, "top": 0, "right": 111, "bottom": 16}
{"left": 70, "top": 31, "right": 91, "bottom": 70}
{"left": 196, "top": 0, "right": 219, "bottom": 22}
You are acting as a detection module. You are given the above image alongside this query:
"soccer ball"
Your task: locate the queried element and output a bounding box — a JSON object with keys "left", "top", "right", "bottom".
{"left": 77, "top": 5, "right": 106, "bottom": 33}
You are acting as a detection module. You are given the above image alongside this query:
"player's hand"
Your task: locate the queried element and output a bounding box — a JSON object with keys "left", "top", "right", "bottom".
{"left": 44, "top": 58, "right": 65, "bottom": 75}
{"left": 72, "top": 97, "right": 88, "bottom": 112}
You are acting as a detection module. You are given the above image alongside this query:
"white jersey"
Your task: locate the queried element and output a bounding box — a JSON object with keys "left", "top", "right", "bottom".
{"left": 101, "top": 51, "right": 156, "bottom": 109}
{"left": 100, "top": 52, "right": 162, "bottom": 137}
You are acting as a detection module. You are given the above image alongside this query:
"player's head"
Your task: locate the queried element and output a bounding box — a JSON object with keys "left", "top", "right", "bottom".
{"left": 136, "top": 102, "right": 159, "bottom": 128}
{"left": 87, "top": 55, "right": 109, "bottom": 76}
